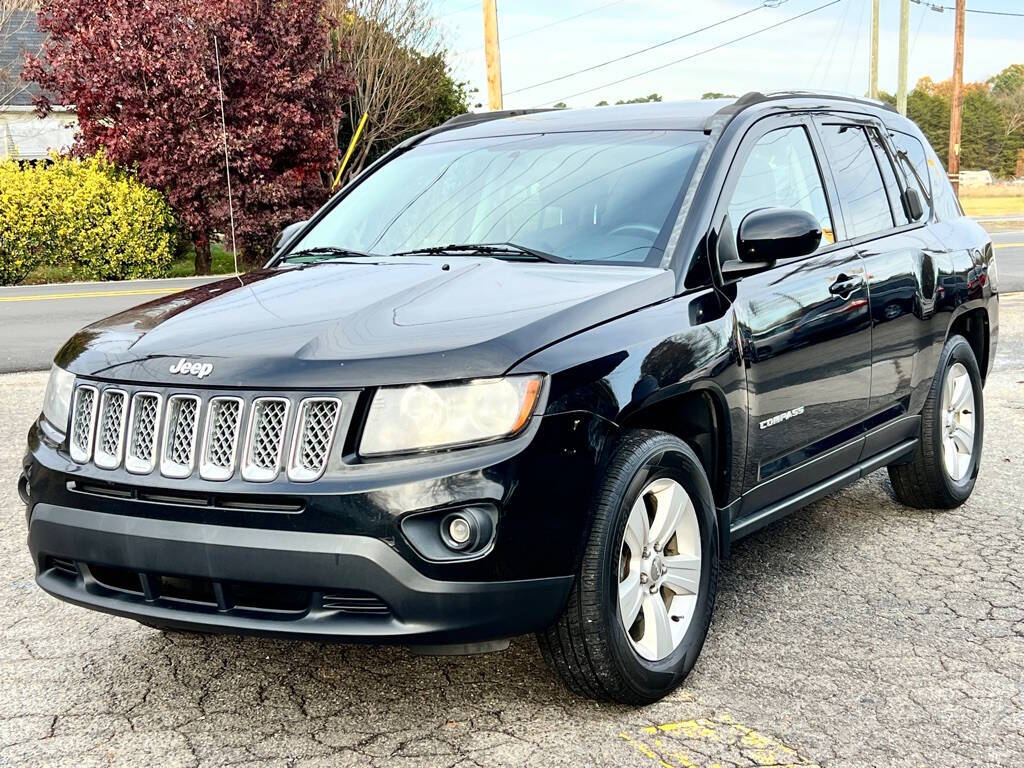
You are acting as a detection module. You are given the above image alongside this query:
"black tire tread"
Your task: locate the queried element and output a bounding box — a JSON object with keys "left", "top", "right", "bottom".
{"left": 888, "top": 335, "right": 981, "bottom": 509}
{"left": 538, "top": 429, "right": 713, "bottom": 704}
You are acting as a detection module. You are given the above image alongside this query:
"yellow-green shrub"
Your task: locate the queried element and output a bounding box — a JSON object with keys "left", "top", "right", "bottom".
{"left": 0, "top": 154, "right": 178, "bottom": 285}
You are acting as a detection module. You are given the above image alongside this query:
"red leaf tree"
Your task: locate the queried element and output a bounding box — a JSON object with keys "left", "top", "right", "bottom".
{"left": 26, "top": 0, "right": 352, "bottom": 273}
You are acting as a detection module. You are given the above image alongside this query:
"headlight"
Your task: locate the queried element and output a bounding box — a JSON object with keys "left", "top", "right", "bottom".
{"left": 42, "top": 364, "right": 75, "bottom": 431}
{"left": 359, "top": 375, "right": 542, "bottom": 457}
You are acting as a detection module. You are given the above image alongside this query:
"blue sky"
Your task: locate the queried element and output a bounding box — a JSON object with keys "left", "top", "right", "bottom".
{"left": 433, "top": 0, "right": 1024, "bottom": 109}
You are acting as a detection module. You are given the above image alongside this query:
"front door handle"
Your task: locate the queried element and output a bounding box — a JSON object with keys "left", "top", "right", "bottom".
{"left": 829, "top": 273, "right": 864, "bottom": 298}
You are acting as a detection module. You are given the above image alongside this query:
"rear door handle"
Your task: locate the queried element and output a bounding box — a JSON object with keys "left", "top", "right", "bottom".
{"left": 829, "top": 273, "right": 864, "bottom": 297}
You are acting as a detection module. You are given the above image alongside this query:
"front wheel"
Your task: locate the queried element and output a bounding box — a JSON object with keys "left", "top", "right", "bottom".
{"left": 888, "top": 334, "right": 984, "bottom": 509}
{"left": 537, "top": 430, "right": 719, "bottom": 704}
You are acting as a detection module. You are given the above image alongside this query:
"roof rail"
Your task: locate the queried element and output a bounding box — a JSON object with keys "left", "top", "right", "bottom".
{"left": 704, "top": 89, "right": 901, "bottom": 132}
{"left": 440, "top": 108, "right": 559, "bottom": 130}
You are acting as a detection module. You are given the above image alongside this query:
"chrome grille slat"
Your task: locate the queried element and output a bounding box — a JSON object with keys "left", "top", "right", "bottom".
{"left": 242, "top": 398, "right": 290, "bottom": 482}
{"left": 288, "top": 398, "right": 341, "bottom": 482}
{"left": 93, "top": 389, "right": 127, "bottom": 469}
{"left": 125, "top": 393, "right": 162, "bottom": 475}
{"left": 70, "top": 387, "right": 346, "bottom": 482}
{"left": 69, "top": 385, "right": 98, "bottom": 463}
{"left": 199, "top": 397, "right": 243, "bottom": 481}
{"left": 161, "top": 395, "right": 200, "bottom": 479}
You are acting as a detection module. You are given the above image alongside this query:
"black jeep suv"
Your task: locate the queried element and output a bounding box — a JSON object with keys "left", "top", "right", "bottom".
{"left": 22, "top": 93, "right": 998, "bottom": 703}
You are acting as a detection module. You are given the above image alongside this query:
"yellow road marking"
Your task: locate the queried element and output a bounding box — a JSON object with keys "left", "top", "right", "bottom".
{"left": 623, "top": 714, "right": 820, "bottom": 768}
{"left": 0, "top": 288, "right": 176, "bottom": 303}
{"left": 994, "top": 242, "right": 1024, "bottom": 248}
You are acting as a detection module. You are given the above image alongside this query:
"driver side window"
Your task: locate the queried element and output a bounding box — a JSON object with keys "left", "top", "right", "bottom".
{"left": 726, "top": 126, "right": 834, "bottom": 258}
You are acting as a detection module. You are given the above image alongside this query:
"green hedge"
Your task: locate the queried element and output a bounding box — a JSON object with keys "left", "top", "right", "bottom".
{"left": 0, "top": 154, "right": 178, "bottom": 285}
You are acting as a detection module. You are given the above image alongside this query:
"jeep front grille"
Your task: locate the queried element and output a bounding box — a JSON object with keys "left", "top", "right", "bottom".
{"left": 200, "top": 397, "right": 243, "bottom": 481}
{"left": 288, "top": 398, "right": 341, "bottom": 482}
{"left": 68, "top": 384, "right": 346, "bottom": 483}
{"left": 94, "top": 389, "right": 127, "bottom": 469}
{"left": 242, "top": 398, "right": 290, "bottom": 482}
{"left": 161, "top": 395, "right": 200, "bottom": 478}
{"left": 125, "top": 393, "right": 161, "bottom": 474}
{"left": 69, "top": 385, "right": 98, "bottom": 463}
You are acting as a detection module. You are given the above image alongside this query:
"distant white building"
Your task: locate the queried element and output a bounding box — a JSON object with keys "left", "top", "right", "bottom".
{"left": 0, "top": 11, "right": 76, "bottom": 161}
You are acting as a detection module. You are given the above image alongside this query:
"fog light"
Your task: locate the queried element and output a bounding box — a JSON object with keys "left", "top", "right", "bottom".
{"left": 441, "top": 512, "right": 476, "bottom": 551}
{"left": 448, "top": 516, "right": 472, "bottom": 545}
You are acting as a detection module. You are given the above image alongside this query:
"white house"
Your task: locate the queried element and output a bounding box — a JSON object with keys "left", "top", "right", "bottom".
{"left": 0, "top": 10, "right": 76, "bottom": 161}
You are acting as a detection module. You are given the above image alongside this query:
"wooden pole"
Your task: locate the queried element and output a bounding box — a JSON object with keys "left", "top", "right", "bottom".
{"left": 869, "top": 0, "right": 879, "bottom": 99}
{"left": 948, "top": 0, "right": 966, "bottom": 196}
{"left": 482, "top": 0, "right": 503, "bottom": 111}
{"left": 896, "top": 0, "right": 909, "bottom": 115}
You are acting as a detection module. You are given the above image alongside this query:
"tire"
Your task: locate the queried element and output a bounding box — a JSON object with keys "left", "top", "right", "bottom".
{"left": 537, "top": 429, "right": 719, "bottom": 704}
{"left": 888, "top": 334, "right": 984, "bottom": 509}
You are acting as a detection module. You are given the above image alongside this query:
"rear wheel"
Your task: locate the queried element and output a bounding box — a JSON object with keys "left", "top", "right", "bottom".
{"left": 889, "top": 334, "right": 984, "bottom": 508}
{"left": 537, "top": 430, "right": 719, "bottom": 703}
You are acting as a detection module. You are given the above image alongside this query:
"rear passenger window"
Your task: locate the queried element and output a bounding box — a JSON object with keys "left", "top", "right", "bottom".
{"left": 727, "top": 126, "right": 834, "bottom": 251}
{"left": 867, "top": 129, "right": 908, "bottom": 226}
{"left": 891, "top": 131, "right": 933, "bottom": 220}
{"left": 818, "top": 124, "right": 894, "bottom": 238}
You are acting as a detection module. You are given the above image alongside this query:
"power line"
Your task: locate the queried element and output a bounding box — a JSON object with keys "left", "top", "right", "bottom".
{"left": 505, "top": 1, "right": 782, "bottom": 97}
{"left": 538, "top": 0, "right": 842, "bottom": 107}
{"left": 437, "top": 0, "right": 479, "bottom": 19}
{"left": 457, "top": 0, "right": 630, "bottom": 55}
{"left": 909, "top": 0, "right": 1024, "bottom": 17}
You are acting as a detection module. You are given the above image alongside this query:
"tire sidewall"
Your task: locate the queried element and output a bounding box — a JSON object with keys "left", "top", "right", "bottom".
{"left": 598, "top": 437, "right": 719, "bottom": 698}
{"left": 931, "top": 336, "right": 984, "bottom": 501}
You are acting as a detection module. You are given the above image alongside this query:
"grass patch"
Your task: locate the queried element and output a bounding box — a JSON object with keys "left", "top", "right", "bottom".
{"left": 21, "top": 241, "right": 237, "bottom": 285}
{"left": 166, "top": 241, "right": 236, "bottom": 278}
{"left": 960, "top": 195, "right": 1024, "bottom": 217}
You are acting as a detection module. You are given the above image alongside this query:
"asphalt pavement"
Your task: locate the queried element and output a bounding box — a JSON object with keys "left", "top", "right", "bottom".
{"left": 1, "top": 297, "right": 1022, "bottom": 765}
{"left": 0, "top": 276, "right": 226, "bottom": 374}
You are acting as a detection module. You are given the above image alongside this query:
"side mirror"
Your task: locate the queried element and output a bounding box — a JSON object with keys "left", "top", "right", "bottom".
{"left": 902, "top": 187, "right": 925, "bottom": 222}
{"left": 737, "top": 207, "right": 821, "bottom": 262}
{"left": 273, "top": 220, "right": 308, "bottom": 255}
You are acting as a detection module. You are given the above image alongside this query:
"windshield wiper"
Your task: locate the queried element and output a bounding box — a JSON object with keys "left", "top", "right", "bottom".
{"left": 281, "top": 246, "right": 377, "bottom": 262}
{"left": 389, "top": 242, "right": 567, "bottom": 263}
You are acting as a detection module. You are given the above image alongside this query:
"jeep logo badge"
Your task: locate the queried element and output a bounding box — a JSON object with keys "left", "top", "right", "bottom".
{"left": 169, "top": 358, "right": 214, "bottom": 379}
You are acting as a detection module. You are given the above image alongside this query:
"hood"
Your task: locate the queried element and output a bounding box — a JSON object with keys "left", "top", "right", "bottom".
{"left": 57, "top": 257, "right": 674, "bottom": 388}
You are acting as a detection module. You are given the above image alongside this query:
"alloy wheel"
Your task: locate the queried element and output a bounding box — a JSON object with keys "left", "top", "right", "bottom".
{"left": 618, "top": 477, "right": 702, "bottom": 661}
{"left": 941, "top": 361, "right": 975, "bottom": 482}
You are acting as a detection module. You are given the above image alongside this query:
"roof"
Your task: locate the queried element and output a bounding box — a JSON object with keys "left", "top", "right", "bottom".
{"left": 425, "top": 91, "right": 912, "bottom": 143}
{"left": 0, "top": 10, "right": 52, "bottom": 108}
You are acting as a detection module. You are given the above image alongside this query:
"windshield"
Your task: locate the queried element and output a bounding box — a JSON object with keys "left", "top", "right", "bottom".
{"left": 292, "top": 130, "right": 708, "bottom": 266}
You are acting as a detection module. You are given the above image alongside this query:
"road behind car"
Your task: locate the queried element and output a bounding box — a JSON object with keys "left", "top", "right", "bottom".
{"left": 0, "top": 297, "right": 1021, "bottom": 766}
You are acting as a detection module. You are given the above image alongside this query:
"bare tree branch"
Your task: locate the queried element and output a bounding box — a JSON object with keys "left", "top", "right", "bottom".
{"left": 326, "top": 0, "right": 453, "bottom": 181}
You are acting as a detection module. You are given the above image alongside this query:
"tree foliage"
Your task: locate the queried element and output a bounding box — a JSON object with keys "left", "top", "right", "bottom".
{"left": 327, "top": 0, "right": 470, "bottom": 185}
{"left": 0, "top": 153, "right": 178, "bottom": 285}
{"left": 881, "top": 66, "right": 1024, "bottom": 178}
{"left": 27, "top": 0, "right": 352, "bottom": 272}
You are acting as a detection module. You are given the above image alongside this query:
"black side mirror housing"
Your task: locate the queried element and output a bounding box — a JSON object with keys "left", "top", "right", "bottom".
{"left": 902, "top": 187, "right": 925, "bottom": 222}
{"left": 273, "top": 220, "right": 308, "bottom": 255}
{"left": 737, "top": 207, "right": 822, "bottom": 263}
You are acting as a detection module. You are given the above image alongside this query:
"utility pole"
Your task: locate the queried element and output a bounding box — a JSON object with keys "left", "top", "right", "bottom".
{"left": 948, "top": 0, "right": 966, "bottom": 195}
{"left": 896, "top": 0, "right": 910, "bottom": 114}
{"left": 869, "top": 0, "right": 879, "bottom": 99}
{"left": 482, "top": 0, "right": 503, "bottom": 111}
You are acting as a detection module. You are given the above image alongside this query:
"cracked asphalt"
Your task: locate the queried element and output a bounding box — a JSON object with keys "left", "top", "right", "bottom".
{"left": 1, "top": 295, "right": 1021, "bottom": 768}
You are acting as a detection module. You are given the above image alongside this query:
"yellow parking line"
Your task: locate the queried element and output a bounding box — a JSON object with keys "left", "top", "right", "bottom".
{"left": 994, "top": 242, "right": 1024, "bottom": 248}
{"left": 622, "top": 714, "right": 820, "bottom": 768}
{"left": 0, "top": 288, "right": 175, "bottom": 303}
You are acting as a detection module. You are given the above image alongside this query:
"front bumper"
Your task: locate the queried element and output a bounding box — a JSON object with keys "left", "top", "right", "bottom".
{"left": 28, "top": 503, "right": 572, "bottom": 644}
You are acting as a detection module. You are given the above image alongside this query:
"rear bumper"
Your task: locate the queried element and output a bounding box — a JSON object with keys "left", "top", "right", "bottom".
{"left": 28, "top": 503, "right": 572, "bottom": 644}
